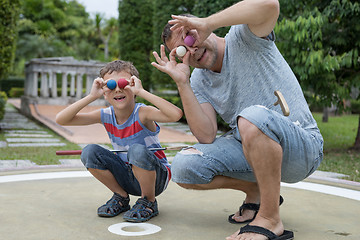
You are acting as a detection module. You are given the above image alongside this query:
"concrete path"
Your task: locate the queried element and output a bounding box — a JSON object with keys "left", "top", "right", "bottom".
{"left": 0, "top": 99, "right": 360, "bottom": 240}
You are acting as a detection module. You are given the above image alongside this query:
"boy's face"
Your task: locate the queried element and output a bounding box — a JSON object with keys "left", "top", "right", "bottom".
{"left": 103, "top": 71, "right": 134, "bottom": 109}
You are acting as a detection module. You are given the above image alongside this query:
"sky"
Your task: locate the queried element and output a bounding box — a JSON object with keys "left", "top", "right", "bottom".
{"left": 78, "top": 0, "right": 119, "bottom": 19}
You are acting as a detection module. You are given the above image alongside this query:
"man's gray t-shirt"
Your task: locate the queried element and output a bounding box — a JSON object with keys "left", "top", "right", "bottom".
{"left": 190, "top": 24, "right": 319, "bottom": 133}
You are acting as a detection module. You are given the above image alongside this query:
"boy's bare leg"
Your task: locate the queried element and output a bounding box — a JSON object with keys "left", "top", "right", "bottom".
{"left": 88, "top": 168, "right": 128, "bottom": 200}
{"left": 132, "top": 165, "right": 156, "bottom": 202}
{"left": 226, "top": 118, "right": 284, "bottom": 240}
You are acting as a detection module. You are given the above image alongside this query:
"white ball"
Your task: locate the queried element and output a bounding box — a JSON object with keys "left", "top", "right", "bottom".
{"left": 176, "top": 45, "right": 187, "bottom": 57}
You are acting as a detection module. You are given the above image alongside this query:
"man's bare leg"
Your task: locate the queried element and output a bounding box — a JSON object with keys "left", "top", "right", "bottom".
{"left": 177, "top": 173, "right": 261, "bottom": 223}
{"left": 226, "top": 118, "right": 284, "bottom": 240}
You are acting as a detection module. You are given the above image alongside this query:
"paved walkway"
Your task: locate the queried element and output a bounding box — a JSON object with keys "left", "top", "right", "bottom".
{"left": 1, "top": 99, "right": 360, "bottom": 240}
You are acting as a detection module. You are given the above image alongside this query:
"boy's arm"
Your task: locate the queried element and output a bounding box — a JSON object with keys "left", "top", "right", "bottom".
{"left": 128, "top": 76, "right": 183, "bottom": 124}
{"left": 55, "top": 78, "right": 104, "bottom": 126}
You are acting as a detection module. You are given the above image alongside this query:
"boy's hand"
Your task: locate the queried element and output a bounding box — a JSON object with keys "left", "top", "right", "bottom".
{"left": 89, "top": 77, "right": 106, "bottom": 99}
{"left": 151, "top": 45, "right": 191, "bottom": 86}
{"left": 127, "top": 76, "right": 143, "bottom": 95}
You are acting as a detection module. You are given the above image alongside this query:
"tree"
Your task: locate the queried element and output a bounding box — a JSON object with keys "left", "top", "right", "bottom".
{"left": 276, "top": 0, "right": 360, "bottom": 149}
{"left": 151, "top": 0, "right": 196, "bottom": 90}
{"left": 119, "top": 0, "right": 154, "bottom": 90}
{"left": 13, "top": 0, "right": 96, "bottom": 76}
{"left": 0, "top": 0, "right": 20, "bottom": 82}
{"left": 95, "top": 14, "right": 117, "bottom": 61}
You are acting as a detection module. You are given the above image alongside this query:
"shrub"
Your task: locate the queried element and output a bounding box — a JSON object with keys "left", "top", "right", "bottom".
{"left": 8, "top": 87, "right": 24, "bottom": 98}
{"left": 351, "top": 99, "right": 360, "bottom": 114}
{"left": 0, "top": 91, "right": 8, "bottom": 120}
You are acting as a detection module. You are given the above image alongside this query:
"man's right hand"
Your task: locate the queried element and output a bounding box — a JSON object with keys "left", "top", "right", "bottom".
{"left": 151, "top": 44, "right": 191, "bottom": 87}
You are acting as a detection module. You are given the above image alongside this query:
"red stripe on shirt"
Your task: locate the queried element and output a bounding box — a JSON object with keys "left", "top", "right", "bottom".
{"left": 166, "top": 166, "right": 171, "bottom": 180}
{"left": 104, "top": 121, "right": 143, "bottom": 139}
{"left": 154, "top": 150, "right": 166, "bottom": 160}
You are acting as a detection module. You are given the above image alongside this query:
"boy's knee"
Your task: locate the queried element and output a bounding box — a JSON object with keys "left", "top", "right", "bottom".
{"left": 81, "top": 144, "right": 97, "bottom": 164}
{"left": 127, "top": 144, "right": 147, "bottom": 161}
{"left": 128, "top": 144, "right": 154, "bottom": 168}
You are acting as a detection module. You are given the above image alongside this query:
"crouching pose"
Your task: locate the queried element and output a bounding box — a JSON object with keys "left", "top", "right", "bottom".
{"left": 56, "top": 60, "right": 182, "bottom": 222}
{"left": 151, "top": 0, "right": 323, "bottom": 239}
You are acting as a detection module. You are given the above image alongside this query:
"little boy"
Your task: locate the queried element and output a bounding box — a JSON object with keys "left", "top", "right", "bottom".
{"left": 56, "top": 60, "right": 183, "bottom": 222}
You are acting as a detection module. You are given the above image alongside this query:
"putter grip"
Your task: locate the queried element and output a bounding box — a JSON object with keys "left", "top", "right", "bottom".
{"left": 274, "top": 91, "right": 290, "bottom": 116}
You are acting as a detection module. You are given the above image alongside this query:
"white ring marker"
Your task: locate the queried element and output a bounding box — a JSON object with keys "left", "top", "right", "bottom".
{"left": 108, "top": 222, "right": 161, "bottom": 236}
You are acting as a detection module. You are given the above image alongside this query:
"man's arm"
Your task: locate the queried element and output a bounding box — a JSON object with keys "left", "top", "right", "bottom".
{"left": 177, "top": 81, "right": 218, "bottom": 143}
{"left": 152, "top": 46, "right": 218, "bottom": 143}
{"left": 170, "top": 0, "right": 279, "bottom": 41}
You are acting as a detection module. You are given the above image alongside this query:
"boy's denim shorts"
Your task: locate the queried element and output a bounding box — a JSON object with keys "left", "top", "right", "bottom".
{"left": 81, "top": 143, "right": 170, "bottom": 196}
{"left": 171, "top": 105, "right": 323, "bottom": 184}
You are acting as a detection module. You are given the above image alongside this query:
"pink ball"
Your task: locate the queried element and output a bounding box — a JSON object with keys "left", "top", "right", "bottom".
{"left": 118, "top": 78, "right": 128, "bottom": 89}
{"left": 184, "top": 35, "right": 195, "bottom": 46}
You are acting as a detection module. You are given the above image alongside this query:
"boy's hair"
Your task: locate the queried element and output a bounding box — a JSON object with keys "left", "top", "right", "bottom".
{"left": 161, "top": 13, "right": 196, "bottom": 53}
{"left": 100, "top": 60, "right": 139, "bottom": 78}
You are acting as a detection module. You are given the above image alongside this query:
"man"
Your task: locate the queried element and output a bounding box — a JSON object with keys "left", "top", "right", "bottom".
{"left": 152, "top": 0, "right": 323, "bottom": 239}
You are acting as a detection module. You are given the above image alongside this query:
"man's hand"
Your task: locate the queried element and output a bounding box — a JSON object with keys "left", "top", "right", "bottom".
{"left": 151, "top": 44, "right": 191, "bottom": 86}
{"left": 168, "top": 15, "right": 212, "bottom": 47}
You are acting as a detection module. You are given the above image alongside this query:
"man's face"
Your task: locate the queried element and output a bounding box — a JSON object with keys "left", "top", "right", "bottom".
{"left": 166, "top": 28, "right": 219, "bottom": 71}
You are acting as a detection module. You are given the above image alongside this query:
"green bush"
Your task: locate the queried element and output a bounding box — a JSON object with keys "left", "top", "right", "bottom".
{"left": 351, "top": 99, "right": 360, "bottom": 114}
{"left": 8, "top": 87, "right": 24, "bottom": 98}
{"left": 0, "top": 0, "right": 20, "bottom": 80}
{"left": 0, "top": 91, "right": 8, "bottom": 120}
{"left": 0, "top": 77, "right": 24, "bottom": 95}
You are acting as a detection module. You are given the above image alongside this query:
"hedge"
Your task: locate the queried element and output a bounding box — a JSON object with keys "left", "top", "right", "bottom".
{"left": 0, "top": 91, "right": 8, "bottom": 121}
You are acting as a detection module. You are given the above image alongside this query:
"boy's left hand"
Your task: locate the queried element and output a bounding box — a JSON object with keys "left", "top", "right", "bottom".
{"left": 127, "top": 76, "right": 143, "bottom": 95}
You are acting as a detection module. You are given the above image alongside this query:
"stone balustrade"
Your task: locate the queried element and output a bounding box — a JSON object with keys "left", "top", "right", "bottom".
{"left": 21, "top": 57, "right": 107, "bottom": 117}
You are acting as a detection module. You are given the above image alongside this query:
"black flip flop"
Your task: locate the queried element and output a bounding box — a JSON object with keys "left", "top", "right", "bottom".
{"left": 239, "top": 224, "right": 294, "bottom": 240}
{"left": 228, "top": 195, "right": 284, "bottom": 224}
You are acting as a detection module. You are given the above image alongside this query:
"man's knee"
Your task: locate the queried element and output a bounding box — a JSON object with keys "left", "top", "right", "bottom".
{"left": 171, "top": 148, "right": 206, "bottom": 184}
{"left": 237, "top": 117, "right": 261, "bottom": 145}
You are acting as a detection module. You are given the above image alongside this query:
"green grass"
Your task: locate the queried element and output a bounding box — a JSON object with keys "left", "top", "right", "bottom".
{"left": 313, "top": 112, "right": 360, "bottom": 182}
{"left": 0, "top": 109, "right": 81, "bottom": 165}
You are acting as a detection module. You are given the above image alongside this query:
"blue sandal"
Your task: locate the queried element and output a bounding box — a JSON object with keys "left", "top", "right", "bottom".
{"left": 97, "top": 193, "right": 130, "bottom": 217}
{"left": 123, "top": 197, "right": 159, "bottom": 222}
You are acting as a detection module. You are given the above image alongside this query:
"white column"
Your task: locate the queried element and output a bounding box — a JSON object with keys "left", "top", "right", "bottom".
{"left": 61, "top": 73, "right": 68, "bottom": 97}
{"left": 32, "top": 72, "right": 38, "bottom": 97}
{"left": 40, "top": 72, "right": 49, "bottom": 97}
{"left": 86, "top": 75, "right": 93, "bottom": 95}
{"left": 76, "top": 73, "right": 83, "bottom": 98}
{"left": 51, "top": 72, "right": 58, "bottom": 97}
{"left": 49, "top": 72, "right": 57, "bottom": 98}
{"left": 70, "top": 73, "right": 75, "bottom": 97}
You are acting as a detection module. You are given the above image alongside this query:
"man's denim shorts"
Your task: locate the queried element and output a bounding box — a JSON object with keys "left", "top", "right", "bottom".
{"left": 81, "top": 143, "right": 170, "bottom": 196}
{"left": 171, "top": 105, "right": 323, "bottom": 184}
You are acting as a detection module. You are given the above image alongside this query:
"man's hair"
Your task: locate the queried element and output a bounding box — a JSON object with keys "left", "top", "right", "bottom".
{"left": 100, "top": 60, "right": 139, "bottom": 78}
{"left": 161, "top": 13, "right": 196, "bottom": 53}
